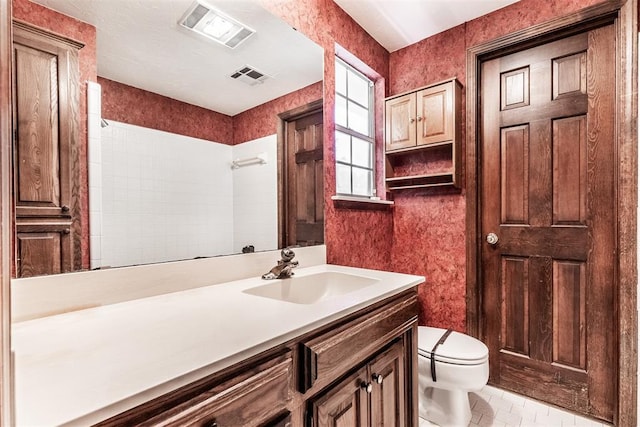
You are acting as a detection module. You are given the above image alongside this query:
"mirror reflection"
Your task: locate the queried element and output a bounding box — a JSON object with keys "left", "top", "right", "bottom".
{"left": 15, "top": 0, "right": 324, "bottom": 276}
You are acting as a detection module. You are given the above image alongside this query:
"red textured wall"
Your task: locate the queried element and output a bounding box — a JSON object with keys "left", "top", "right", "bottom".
{"left": 261, "top": 0, "right": 394, "bottom": 272}
{"left": 13, "top": 0, "right": 96, "bottom": 270}
{"left": 388, "top": 0, "right": 611, "bottom": 331}
{"left": 233, "top": 81, "right": 322, "bottom": 145}
{"left": 99, "top": 77, "right": 234, "bottom": 146}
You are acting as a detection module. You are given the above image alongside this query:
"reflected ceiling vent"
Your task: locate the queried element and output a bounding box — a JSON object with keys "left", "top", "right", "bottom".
{"left": 230, "top": 66, "right": 270, "bottom": 86}
{"left": 179, "top": 1, "right": 255, "bottom": 49}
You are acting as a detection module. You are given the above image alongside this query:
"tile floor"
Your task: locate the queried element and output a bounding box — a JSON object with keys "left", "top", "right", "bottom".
{"left": 418, "top": 385, "right": 611, "bottom": 427}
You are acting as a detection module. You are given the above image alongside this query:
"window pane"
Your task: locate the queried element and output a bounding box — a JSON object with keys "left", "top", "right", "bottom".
{"left": 335, "top": 131, "right": 351, "bottom": 163}
{"left": 336, "top": 163, "right": 352, "bottom": 194}
{"left": 336, "top": 61, "right": 347, "bottom": 96}
{"left": 348, "top": 101, "right": 369, "bottom": 136}
{"left": 352, "top": 137, "right": 371, "bottom": 168}
{"left": 335, "top": 95, "right": 347, "bottom": 127}
{"left": 348, "top": 71, "right": 369, "bottom": 107}
{"left": 352, "top": 168, "right": 372, "bottom": 196}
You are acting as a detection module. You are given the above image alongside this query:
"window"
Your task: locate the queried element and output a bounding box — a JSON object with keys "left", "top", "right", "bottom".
{"left": 335, "top": 58, "right": 375, "bottom": 197}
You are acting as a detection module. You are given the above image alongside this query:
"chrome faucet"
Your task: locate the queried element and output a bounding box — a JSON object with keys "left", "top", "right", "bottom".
{"left": 262, "top": 248, "right": 298, "bottom": 280}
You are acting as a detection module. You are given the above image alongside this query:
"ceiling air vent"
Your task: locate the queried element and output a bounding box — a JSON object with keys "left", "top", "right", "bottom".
{"left": 179, "top": 1, "right": 255, "bottom": 49}
{"left": 230, "top": 66, "right": 270, "bottom": 86}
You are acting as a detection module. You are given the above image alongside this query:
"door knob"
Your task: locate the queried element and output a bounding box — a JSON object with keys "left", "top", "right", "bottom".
{"left": 486, "top": 232, "right": 499, "bottom": 245}
{"left": 361, "top": 382, "right": 372, "bottom": 393}
{"left": 372, "top": 373, "right": 383, "bottom": 384}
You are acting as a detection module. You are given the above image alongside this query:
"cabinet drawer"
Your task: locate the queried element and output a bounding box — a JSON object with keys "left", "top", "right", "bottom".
{"left": 139, "top": 354, "right": 292, "bottom": 427}
{"left": 300, "top": 291, "right": 418, "bottom": 392}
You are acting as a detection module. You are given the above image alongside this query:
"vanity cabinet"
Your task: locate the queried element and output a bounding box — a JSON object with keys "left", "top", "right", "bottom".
{"left": 12, "top": 21, "right": 82, "bottom": 277}
{"left": 94, "top": 289, "right": 418, "bottom": 427}
{"left": 309, "top": 339, "right": 406, "bottom": 427}
{"left": 385, "top": 78, "right": 462, "bottom": 190}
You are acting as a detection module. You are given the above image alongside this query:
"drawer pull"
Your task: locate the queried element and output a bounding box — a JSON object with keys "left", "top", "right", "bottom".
{"left": 361, "top": 382, "right": 372, "bottom": 393}
{"left": 202, "top": 419, "right": 217, "bottom": 427}
{"left": 372, "top": 373, "right": 383, "bottom": 384}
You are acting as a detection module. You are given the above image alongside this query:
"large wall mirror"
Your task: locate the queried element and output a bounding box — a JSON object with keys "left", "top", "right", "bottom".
{"left": 13, "top": 0, "right": 324, "bottom": 277}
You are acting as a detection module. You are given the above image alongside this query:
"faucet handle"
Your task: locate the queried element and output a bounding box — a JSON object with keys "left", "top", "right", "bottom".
{"left": 281, "top": 248, "right": 296, "bottom": 261}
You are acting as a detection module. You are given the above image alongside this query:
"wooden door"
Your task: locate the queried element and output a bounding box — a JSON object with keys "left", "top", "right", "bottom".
{"left": 285, "top": 109, "right": 323, "bottom": 247}
{"left": 480, "top": 27, "right": 615, "bottom": 421}
{"left": 12, "top": 23, "right": 81, "bottom": 277}
{"left": 385, "top": 93, "right": 415, "bottom": 151}
{"left": 369, "top": 340, "right": 405, "bottom": 427}
{"left": 310, "top": 367, "right": 369, "bottom": 427}
{"left": 416, "top": 82, "right": 453, "bottom": 146}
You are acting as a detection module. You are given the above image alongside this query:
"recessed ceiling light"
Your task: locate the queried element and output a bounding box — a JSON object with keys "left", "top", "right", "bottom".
{"left": 179, "top": 1, "right": 255, "bottom": 49}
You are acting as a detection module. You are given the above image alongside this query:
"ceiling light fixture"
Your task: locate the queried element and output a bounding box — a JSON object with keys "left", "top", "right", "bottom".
{"left": 180, "top": 1, "right": 255, "bottom": 49}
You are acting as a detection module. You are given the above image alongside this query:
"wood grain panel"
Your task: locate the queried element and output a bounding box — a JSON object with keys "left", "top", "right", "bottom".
{"left": 528, "top": 256, "right": 553, "bottom": 362}
{"left": 17, "top": 232, "right": 62, "bottom": 277}
{"left": 553, "top": 260, "right": 586, "bottom": 370}
{"left": 553, "top": 116, "right": 587, "bottom": 225}
{"left": 385, "top": 93, "right": 415, "bottom": 151}
{"left": 553, "top": 52, "right": 587, "bottom": 99}
{"left": 311, "top": 367, "right": 368, "bottom": 427}
{"left": 500, "top": 226, "right": 587, "bottom": 260}
{"left": 370, "top": 339, "right": 406, "bottom": 427}
{"left": 501, "top": 67, "right": 530, "bottom": 110}
{"left": 14, "top": 43, "right": 59, "bottom": 206}
{"left": 417, "top": 82, "right": 453, "bottom": 145}
{"left": 501, "top": 257, "right": 529, "bottom": 355}
{"left": 501, "top": 125, "right": 529, "bottom": 224}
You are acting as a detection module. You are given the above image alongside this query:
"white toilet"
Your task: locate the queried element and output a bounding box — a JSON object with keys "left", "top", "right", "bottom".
{"left": 417, "top": 326, "right": 489, "bottom": 426}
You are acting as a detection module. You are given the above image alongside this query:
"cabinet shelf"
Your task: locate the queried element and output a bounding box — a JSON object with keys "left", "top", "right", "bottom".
{"left": 384, "top": 78, "right": 461, "bottom": 192}
{"left": 386, "top": 173, "right": 455, "bottom": 190}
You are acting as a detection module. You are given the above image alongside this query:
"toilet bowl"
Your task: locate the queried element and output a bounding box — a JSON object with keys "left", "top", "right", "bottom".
{"left": 417, "top": 326, "right": 489, "bottom": 426}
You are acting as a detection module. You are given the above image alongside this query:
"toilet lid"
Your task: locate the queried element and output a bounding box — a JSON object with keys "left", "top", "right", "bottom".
{"left": 417, "top": 326, "right": 489, "bottom": 365}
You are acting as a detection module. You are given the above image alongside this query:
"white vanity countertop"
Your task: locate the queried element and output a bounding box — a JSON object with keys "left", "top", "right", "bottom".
{"left": 12, "top": 264, "right": 424, "bottom": 426}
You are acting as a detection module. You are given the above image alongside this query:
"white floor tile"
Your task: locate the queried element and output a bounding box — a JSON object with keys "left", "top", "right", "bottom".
{"left": 419, "top": 385, "right": 612, "bottom": 427}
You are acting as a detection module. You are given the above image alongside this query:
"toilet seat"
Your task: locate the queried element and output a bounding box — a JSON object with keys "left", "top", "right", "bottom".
{"left": 418, "top": 326, "right": 488, "bottom": 366}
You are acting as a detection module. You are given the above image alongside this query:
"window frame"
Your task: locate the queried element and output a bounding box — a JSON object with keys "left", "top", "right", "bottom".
{"left": 334, "top": 57, "right": 376, "bottom": 198}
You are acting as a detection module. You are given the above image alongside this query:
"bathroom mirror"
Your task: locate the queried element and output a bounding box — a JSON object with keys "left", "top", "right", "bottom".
{"left": 20, "top": 0, "right": 324, "bottom": 273}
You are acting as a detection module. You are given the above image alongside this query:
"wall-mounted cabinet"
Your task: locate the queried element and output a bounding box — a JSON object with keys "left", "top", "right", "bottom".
{"left": 384, "top": 78, "right": 461, "bottom": 191}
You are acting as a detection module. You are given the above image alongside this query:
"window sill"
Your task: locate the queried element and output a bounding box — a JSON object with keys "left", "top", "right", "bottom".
{"left": 331, "top": 195, "right": 394, "bottom": 211}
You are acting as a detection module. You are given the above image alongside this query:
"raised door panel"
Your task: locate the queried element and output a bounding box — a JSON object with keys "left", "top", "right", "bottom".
{"left": 369, "top": 340, "right": 406, "bottom": 427}
{"left": 16, "top": 230, "right": 65, "bottom": 277}
{"left": 385, "top": 93, "right": 415, "bottom": 151}
{"left": 416, "top": 82, "right": 453, "bottom": 146}
{"left": 310, "top": 367, "right": 369, "bottom": 427}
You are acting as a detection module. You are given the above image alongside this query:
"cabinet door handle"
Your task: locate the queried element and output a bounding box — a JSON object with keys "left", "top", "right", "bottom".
{"left": 202, "top": 419, "right": 217, "bottom": 427}
{"left": 61, "top": 205, "right": 70, "bottom": 213}
{"left": 372, "top": 373, "right": 383, "bottom": 384}
{"left": 63, "top": 228, "right": 70, "bottom": 235}
{"left": 361, "top": 381, "right": 372, "bottom": 393}
{"left": 409, "top": 117, "right": 415, "bottom": 123}
{"left": 417, "top": 115, "right": 423, "bottom": 122}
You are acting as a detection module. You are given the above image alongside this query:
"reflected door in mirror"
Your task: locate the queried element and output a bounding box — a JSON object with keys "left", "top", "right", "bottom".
{"left": 12, "top": 23, "right": 82, "bottom": 277}
{"left": 285, "top": 108, "right": 324, "bottom": 247}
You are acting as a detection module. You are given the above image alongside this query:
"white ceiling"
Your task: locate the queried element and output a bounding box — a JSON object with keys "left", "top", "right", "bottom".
{"left": 333, "top": 0, "right": 521, "bottom": 52}
{"left": 32, "top": 0, "right": 521, "bottom": 116}
{"left": 32, "top": 0, "right": 324, "bottom": 116}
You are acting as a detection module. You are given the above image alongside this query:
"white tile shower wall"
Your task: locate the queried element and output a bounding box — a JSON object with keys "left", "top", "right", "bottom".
{"left": 100, "top": 121, "right": 234, "bottom": 268}
{"left": 87, "top": 82, "right": 103, "bottom": 270}
{"left": 231, "top": 135, "right": 278, "bottom": 254}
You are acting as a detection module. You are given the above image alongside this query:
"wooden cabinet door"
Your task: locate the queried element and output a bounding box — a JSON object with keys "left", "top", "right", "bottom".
{"left": 12, "top": 23, "right": 81, "bottom": 277}
{"left": 369, "top": 340, "right": 406, "bottom": 427}
{"left": 416, "top": 82, "right": 453, "bottom": 146}
{"left": 385, "top": 93, "right": 415, "bottom": 151}
{"left": 310, "top": 367, "right": 369, "bottom": 427}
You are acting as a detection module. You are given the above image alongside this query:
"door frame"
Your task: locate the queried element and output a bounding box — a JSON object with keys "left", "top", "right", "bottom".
{"left": 277, "top": 99, "right": 323, "bottom": 249}
{"left": 464, "top": 1, "right": 637, "bottom": 425}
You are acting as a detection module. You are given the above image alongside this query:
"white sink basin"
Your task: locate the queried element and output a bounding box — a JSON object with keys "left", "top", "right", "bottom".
{"left": 243, "top": 272, "right": 379, "bottom": 304}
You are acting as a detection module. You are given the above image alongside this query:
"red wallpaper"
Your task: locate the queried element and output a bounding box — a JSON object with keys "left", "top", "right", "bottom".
{"left": 261, "top": 0, "right": 394, "bottom": 272}
{"left": 233, "top": 81, "right": 323, "bottom": 145}
{"left": 13, "top": 0, "right": 96, "bottom": 270}
{"left": 99, "top": 77, "right": 234, "bottom": 146}
{"left": 388, "top": 0, "right": 611, "bottom": 332}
